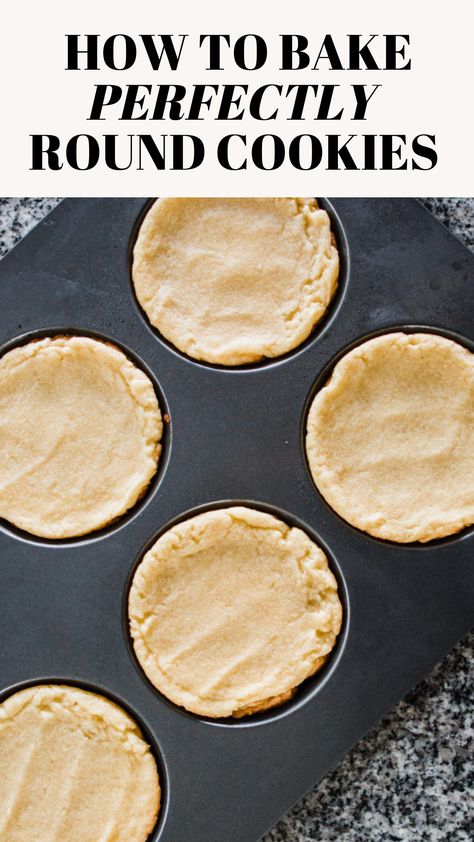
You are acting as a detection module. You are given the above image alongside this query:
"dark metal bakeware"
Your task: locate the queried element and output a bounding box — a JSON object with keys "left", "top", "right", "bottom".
{"left": 0, "top": 198, "right": 472, "bottom": 842}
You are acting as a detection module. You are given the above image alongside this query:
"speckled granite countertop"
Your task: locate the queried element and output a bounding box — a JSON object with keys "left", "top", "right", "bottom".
{"left": 0, "top": 197, "right": 472, "bottom": 842}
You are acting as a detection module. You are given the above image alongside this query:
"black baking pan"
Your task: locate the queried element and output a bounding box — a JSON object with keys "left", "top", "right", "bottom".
{"left": 0, "top": 198, "right": 473, "bottom": 842}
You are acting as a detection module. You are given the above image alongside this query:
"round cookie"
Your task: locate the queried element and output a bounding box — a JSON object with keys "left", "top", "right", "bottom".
{"left": 0, "top": 336, "right": 162, "bottom": 539}
{"left": 0, "top": 684, "right": 160, "bottom": 842}
{"left": 132, "top": 197, "right": 339, "bottom": 365}
{"left": 306, "top": 332, "right": 474, "bottom": 543}
{"left": 129, "top": 506, "right": 342, "bottom": 718}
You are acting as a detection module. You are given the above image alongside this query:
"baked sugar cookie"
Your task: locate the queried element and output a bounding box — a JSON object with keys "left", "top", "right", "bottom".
{"left": 129, "top": 506, "right": 342, "bottom": 718}
{"left": 0, "top": 336, "right": 162, "bottom": 538}
{"left": 132, "top": 198, "right": 339, "bottom": 365}
{"left": 306, "top": 332, "right": 474, "bottom": 543}
{"left": 0, "top": 684, "right": 160, "bottom": 842}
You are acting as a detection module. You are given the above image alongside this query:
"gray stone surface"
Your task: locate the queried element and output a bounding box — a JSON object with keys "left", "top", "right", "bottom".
{"left": 0, "top": 198, "right": 61, "bottom": 256}
{"left": 0, "top": 197, "right": 472, "bottom": 842}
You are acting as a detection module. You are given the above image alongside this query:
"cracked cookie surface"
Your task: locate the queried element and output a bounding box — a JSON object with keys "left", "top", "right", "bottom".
{"left": 129, "top": 506, "right": 342, "bottom": 718}
{"left": 132, "top": 198, "right": 339, "bottom": 365}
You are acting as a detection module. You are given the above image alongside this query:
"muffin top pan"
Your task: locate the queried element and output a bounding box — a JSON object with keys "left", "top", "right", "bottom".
{"left": 0, "top": 198, "right": 473, "bottom": 842}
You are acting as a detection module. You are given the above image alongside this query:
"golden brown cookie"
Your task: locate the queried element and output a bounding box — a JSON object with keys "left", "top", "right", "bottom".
{"left": 132, "top": 198, "right": 339, "bottom": 365}
{"left": 0, "top": 336, "right": 162, "bottom": 538}
{"left": 129, "top": 506, "right": 342, "bottom": 718}
{"left": 306, "top": 332, "right": 474, "bottom": 542}
{"left": 0, "top": 684, "right": 160, "bottom": 842}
